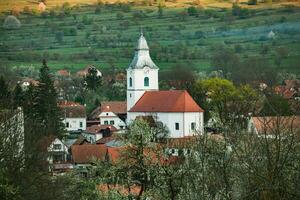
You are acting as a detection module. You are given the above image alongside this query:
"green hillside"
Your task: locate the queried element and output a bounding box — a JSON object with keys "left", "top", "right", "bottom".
{"left": 0, "top": 3, "right": 299, "bottom": 74}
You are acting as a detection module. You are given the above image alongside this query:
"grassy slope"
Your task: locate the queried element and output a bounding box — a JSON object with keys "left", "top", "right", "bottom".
{"left": 0, "top": 2, "right": 299, "bottom": 74}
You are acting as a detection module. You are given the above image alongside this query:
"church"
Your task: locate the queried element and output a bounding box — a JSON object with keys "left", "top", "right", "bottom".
{"left": 126, "top": 32, "right": 204, "bottom": 138}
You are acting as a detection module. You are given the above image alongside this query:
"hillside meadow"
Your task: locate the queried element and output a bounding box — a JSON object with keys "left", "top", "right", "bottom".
{"left": 0, "top": 1, "right": 299, "bottom": 75}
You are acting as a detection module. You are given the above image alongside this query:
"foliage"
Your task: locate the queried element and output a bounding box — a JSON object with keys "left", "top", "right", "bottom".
{"left": 84, "top": 67, "right": 102, "bottom": 91}
{"left": 192, "top": 78, "right": 259, "bottom": 129}
{"left": 3, "top": 15, "right": 21, "bottom": 30}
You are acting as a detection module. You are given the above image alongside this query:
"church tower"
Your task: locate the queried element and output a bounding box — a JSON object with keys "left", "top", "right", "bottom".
{"left": 127, "top": 32, "right": 159, "bottom": 112}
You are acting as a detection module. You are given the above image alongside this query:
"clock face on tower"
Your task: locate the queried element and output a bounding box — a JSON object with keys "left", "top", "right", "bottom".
{"left": 144, "top": 67, "right": 150, "bottom": 74}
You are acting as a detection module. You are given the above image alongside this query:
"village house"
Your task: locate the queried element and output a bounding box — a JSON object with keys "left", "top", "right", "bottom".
{"left": 248, "top": 116, "right": 300, "bottom": 138}
{"left": 47, "top": 137, "right": 69, "bottom": 164}
{"left": 89, "top": 101, "right": 127, "bottom": 130}
{"left": 83, "top": 124, "right": 117, "bottom": 143}
{"left": 76, "top": 65, "right": 102, "bottom": 77}
{"left": 59, "top": 101, "right": 86, "bottom": 131}
{"left": 126, "top": 32, "right": 204, "bottom": 138}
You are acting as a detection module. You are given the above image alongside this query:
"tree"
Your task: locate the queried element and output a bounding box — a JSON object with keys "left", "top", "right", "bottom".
{"left": 187, "top": 6, "right": 198, "bottom": 16}
{"left": 84, "top": 67, "right": 102, "bottom": 91}
{"left": 3, "top": 15, "right": 21, "bottom": 30}
{"left": 211, "top": 48, "right": 240, "bottom": 79}
{"left": 0, "top": 76, "right": 11, "bottom": 109}
{"left": 158, "top": 5, "right": 163, "bottom": 18}
{"left": 55, "top": 31, "right": 64, "bottom": 43}
{"left": 34, "top": 60, "right": 64, "bottom": 137}
{"left": 192, "top": 78, "right": 259, "bottom": 129}
{"left": 12, "top": 83, "right": 24, "bottom": 108}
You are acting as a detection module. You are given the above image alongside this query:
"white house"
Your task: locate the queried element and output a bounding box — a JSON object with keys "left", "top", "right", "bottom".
{"left": 83, "top": 124, "right": 117, "bottom": 143}
{"left": 126, "top": 33, "right": 204, "bottom": 138}
{"left": 59, "top": 101, "right": 86, "bottom": 131}
{"left": 47, "top": 138, "right": 69, "bottom": 165}
{"left": 89, "top": 101, "right": 127, "bottom": 130}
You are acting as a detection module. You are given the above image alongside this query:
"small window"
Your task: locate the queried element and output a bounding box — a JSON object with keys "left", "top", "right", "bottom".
{"left": 106, "top": 113, "right": 108, "bottom": 116}
{"left": 144, "top": 77, "right": 149, "bottom": 87}
{"left": 129, "top": 77, "right": 132, "bottom": 87}
{"left": 130, "top": 93, "right": 132, "bottom": 97}
{"left": 53, "top": 144, "right": 61, "bottom": 150}
{"left": 191, "top": 122, "right": 196, "bottom": 130}
{"left": 175, "top": 123, "right": 179, "bottom": 130}
{"left": 110, "top": 120, "right": 114, "bottom": 125}
{"left": 66, "top": 122, "right": 69, "bottom": 128}
{"left": 80, "top": 122, "right": 83, "bottom": 128}
{"left": 104, "top": 121, "right": 108, "bottom": 125}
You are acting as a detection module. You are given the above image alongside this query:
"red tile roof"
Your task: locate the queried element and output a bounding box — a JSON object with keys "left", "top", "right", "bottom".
{"left": 101, "top": 101, "right": 127, "bottom": 113}
{"left": 58, "top": 101, "right": 86, "bottom": 118}
{"left": 89, "top": 101, "right": 126, "bottom": 119}
{"left": 71, "top": 144, "right": 107, "bottom": 164}
{"left": 129, "top": 90, "right": 204, "bottom": 112}
{"left": 252, "top": 116, "right": 300, "bottom": 137}
{"left": 86, "top": 124, "right": 117, "bottom": 134}
{"left": 57, "top": 70, "right": 70, "bottom": 77}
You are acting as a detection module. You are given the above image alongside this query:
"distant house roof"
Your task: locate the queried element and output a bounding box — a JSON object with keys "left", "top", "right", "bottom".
{"left": 86, "top": 124, "right": 117, "bottom": 134}
{"left": 251, "top": 116, "right": 300, "bottom": 137}
{"left": 58, "top": 101, "right": 86, "bottom": 118}
{"left": 73, "top": 135, "right": 90, "bottom": 145}
{"left": 89, "top": 101, "right": 127, "bottom": 119}
{"left": 76, "top": 66, "right": 102, "bottom": 77}
{"left": 57, "top": 70, "right": 70, "bottom": 77}
{"left": 71, "top": 144, "right": 107, "bottom": 164}
{"left": 96, "top": 136, "right": 114, "bottom": 145}
{"left": 129, "top": 90, "right": 204, "bottom": 113}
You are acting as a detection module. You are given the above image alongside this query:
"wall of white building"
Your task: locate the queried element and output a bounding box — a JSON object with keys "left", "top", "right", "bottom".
{"left": 128, "top": 112, "right": 204, "bottom": 138}
{"left": 127, "top": 68, "right": 159, "bottom": 111}
{"left": 63, "top": 118, "right": 86, "bottom": 131}
{"left": 99, "top": 111, "right": 126, "bottom": 129}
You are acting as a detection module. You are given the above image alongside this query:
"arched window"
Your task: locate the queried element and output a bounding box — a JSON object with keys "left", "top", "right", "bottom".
{"left": 144, "top": 77, "right": 149, "bottom": 87}
{"left": 129, "top": 77, "right": 132, "bottom": 87}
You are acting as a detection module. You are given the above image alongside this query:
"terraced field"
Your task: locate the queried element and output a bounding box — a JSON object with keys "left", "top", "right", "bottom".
{"left": 0, "top": 3, "right": 299, "bottom": 74}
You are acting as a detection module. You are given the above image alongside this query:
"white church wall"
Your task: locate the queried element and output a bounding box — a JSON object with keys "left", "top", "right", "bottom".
{"left": 127, "top": 112, "right": 204, "bottom": 138}
{"left": 126, "top": 68, "right": 159, "bottom": 111}
{"left": 183, "top": 112, "right": 204, "bottom": 136}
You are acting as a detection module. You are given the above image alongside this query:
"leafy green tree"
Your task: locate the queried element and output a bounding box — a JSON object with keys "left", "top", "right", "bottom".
{"left": 84, "top": 67, "right": 102, "bottom": 91}
{"left": 192, "top": 78, "right": 259, "bottom": 129}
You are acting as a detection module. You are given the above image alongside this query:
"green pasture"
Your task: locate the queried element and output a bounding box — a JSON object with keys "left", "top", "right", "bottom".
{"left": 0, "top": 4, "right": 299, "bottom": 74}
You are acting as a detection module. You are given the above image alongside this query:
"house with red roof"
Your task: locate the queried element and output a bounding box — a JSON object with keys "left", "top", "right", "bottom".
{"left": 58, "top": 101, "right": 86, "bottom": 131}
{"left": 126, "top": 32, "right": 204, "bottom": 138}
{"left": 89, "top": 101, "right": 127, "bottom": 130}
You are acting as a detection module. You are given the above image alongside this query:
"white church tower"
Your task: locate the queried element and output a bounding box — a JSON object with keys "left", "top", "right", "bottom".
{"left": 127, "top": 32, "right": 159, "bottom": 111}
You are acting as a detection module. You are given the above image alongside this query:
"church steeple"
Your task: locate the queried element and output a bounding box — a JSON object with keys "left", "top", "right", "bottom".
{"left": 128, "top": 32, "right": 158, "bottom": 69}
{"left": 126, "top": 32, "right": 159, "bottom": 112}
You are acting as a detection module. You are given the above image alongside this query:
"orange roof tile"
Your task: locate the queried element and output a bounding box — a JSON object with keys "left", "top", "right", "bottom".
{"left": 129, "top": 90, "right": 204, "bottom": 112}
{"left": 71, "top": 144, "right": 107, "bottom": 164}
{"left": 86, "top": 124, "right": 117, "bottom": 134}
{"left": 252, "top": 116, "right": 300, "bottom": 136}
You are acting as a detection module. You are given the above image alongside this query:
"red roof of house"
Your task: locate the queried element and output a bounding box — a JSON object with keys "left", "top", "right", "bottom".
{"left": 252, "top": 116, "right": 300, "bottom": 136}
{"left": 57, "top": 70, "right": 70, "bottom": 77}
{"left": 89, "top": 101, "right": 126, "bottom": 119}
{"left": 86, "top": 124, "right": 117, "bottom": 134}
{"left": 129, "top": 90, "right": 204, "bottom": 113}
{"left": 71, "top": 144, "right": 107, "bottom": 164}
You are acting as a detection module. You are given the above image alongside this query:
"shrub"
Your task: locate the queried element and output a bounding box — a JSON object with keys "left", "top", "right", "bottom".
{"left": 3, "top": 15, "right": 21, "bottom": 30}
{"left": 187, "top": 6, "right": 198, "bottom": 16}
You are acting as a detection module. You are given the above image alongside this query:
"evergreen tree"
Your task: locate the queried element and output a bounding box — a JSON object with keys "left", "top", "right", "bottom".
{"left": 12, "top": 83, "right": 24, "bottom": 108}
{"left": 0, "top": 76, "right": 11, "bottom": 109}
{"left": 35, "top": 60, "right": 64, "bottom": 137}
